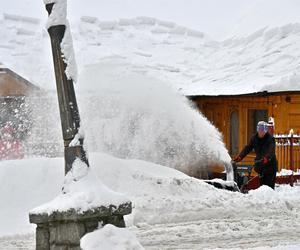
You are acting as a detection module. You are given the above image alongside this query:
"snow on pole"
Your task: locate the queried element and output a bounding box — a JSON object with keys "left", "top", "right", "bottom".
{"left": 44, "top": 0, "right": 77, "bottom": 83}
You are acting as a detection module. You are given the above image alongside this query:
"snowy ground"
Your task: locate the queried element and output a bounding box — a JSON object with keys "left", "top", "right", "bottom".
{"left": 1, "top": 154, "right": 300, "bottom": 249}
{"left": 2, "top": 215, "right": 300, "bottom": 250}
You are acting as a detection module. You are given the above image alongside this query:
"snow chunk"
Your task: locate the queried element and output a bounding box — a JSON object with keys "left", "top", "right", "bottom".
{"left": 136, "top": 16, "right": 156, "bottom": 26}
{"left": 44, "top": 0, "right": 67, "bottom": 28}
{"left": 80, "top": 224, "right": 144, "bottom": 250}
{"left": 61, "top": 22, "right": 78, "bottom": 82}
{"left": 69, "top": 127, "right": 85, "bottom": 147}
{"left": 98, "top": 21, "right": 117, "bottom": 30}
{"left": 3, "top": 13, "right": 40, "bottom": 25}
{"left": 81, "top": 16, "right": 98, "bottom": 24}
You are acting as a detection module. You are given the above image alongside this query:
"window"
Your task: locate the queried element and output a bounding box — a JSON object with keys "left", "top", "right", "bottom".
{"left": 247, "top": 109, "right": 268, "bottom": 140}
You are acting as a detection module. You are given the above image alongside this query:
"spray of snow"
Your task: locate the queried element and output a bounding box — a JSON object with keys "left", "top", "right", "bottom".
{"left": 76, "top": 62, "right": 231, "bottom": 173}
{"left": 80, "top": 224, "right": 144, "bottom": 250}
{"left": 22, "top": 62, "right": 231, "bottom": 175}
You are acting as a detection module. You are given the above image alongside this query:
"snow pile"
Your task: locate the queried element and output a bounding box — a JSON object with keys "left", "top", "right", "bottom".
{"left": 30, "top": 158, "right": 129, "bottom": 215}
{"left": 1, "top": 14, "right": 300, "bottom": 96}
{"left": 2, "top": 154, "right": 300, "bottom": 237}
{"left": 80, "top": 224, "right": 144, "bottom": 250}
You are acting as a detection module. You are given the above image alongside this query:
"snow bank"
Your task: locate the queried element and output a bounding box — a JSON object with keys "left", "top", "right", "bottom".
{"left": 1, "top": 154, "right": 300, "bottom": 237}
{"left": 30, "top": 158, "right": 129, "bottom": 215}
{"left": 80, "top": 224, "right": 144, "bottom": 250}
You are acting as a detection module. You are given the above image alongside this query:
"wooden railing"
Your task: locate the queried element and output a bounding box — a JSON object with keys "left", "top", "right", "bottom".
{"left": 274, "top": 132, "right": 300, "bottom": 174}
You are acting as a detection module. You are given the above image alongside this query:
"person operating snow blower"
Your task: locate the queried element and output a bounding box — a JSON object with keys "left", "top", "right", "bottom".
{"left": 233, "top": 121, "right": 277, "bottom": 189}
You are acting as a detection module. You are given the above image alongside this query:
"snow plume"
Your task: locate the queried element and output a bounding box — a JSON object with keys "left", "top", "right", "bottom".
{"left": 44, "top": 0, "right": 78, "bottom": 82}
{"left": 76, "top": 61, "right": 231, "bottom": 174}
{"left": 22, "top": 61, "right": 230, "bottom": 175}
{"left": 23, "top": 92, "right": 62, "bottom": 157}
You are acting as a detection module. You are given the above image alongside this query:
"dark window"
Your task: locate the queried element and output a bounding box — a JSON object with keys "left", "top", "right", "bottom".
{"left": 230, "top": 111, "right": 239, "bottom": 155}
{"left": 248, "top": 109, "right": 268, "bottom": 140}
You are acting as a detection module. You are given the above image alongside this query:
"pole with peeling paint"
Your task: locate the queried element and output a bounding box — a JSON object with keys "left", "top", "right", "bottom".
{"left": 45, "top": 2, "right": 89, "bottom": 174}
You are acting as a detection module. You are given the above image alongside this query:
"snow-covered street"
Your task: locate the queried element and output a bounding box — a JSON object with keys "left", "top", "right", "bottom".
{"left": 2, "top": 213, "right": 300, "bottom": 250}
{"left": 133, "top": 215, "right": 300, "bottom": 249}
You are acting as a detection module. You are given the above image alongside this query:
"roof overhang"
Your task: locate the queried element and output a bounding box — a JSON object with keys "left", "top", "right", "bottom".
{"left": 187, "top": 90, "right": 300, "bottom": 99}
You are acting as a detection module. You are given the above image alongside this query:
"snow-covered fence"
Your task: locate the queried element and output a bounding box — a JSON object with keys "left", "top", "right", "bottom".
{"left": 275, "top": 132, "right": 300, "bottom": 174}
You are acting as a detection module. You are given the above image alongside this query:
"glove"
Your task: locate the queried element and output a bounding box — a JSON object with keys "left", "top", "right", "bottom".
{"left": 233, "top": 155, "right": 242, "bottom": 162}
{"left": 262, "top": 156, "right": 269, "bottom": 164}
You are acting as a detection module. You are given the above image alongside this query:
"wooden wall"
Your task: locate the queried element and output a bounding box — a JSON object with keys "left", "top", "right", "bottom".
{"left": 0, "top": 73, "right": 29, "bottom": 96}
{"left": 191, "top": 93, "right": 300, "bottom": 161}
{"left": 0, "top": 69, "right": 37, "bottom": 96}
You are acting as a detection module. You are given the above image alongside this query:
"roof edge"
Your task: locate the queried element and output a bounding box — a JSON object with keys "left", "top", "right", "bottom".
{"left": 186, "top": 90, "right": 300, "bottom": 99}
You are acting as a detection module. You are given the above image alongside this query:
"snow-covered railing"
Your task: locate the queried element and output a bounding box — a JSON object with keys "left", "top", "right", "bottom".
{"left": 274, "top": 131, "right": 300, "bottom": 183}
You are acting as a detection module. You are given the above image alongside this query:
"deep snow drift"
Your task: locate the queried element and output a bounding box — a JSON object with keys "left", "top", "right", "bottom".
{"left": 1, "top": 153, "right": 300, "bottom": 239}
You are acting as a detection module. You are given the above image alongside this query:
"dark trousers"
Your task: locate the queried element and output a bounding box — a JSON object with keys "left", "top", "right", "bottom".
{"left": 259, "top": 170, "right": 276, "bottom": 189}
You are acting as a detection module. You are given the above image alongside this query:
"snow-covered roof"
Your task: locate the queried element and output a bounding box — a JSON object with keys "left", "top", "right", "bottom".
{"left": 1, "top": 14, "right": 300, "bottom": 96}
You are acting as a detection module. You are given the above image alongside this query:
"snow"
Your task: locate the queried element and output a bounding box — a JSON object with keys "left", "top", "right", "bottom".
{"left": 30, "top": 158, "right": 129, "bottom": 215}
{"left": 44, "top": 0, "right": 67, "bottom": 28}
{"left": 1, "top": 14, "right": 300, "bottom": 97}
{"left": 22, "top": 66, "right": 231, "bottom": 173}
{"left": 80, "top": 224, "right": 144, "bottom": 250}
{"left": 1, "top": 154, "right": 300, "bottom": 248}
{"left": 1, "top": 154, "right": 300, "bottom": 238}
{"left": 1, "top": 2, "right": 300, "bottom": 248}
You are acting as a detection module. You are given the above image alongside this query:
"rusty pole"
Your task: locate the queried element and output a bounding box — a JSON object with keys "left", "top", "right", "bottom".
{"left": 45, "top": 3, "right": 89, "bottom": 174}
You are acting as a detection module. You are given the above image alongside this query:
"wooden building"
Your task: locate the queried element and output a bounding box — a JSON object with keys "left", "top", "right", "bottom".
{"left": 0, "top": 66, "right": 38, "bottom": 159}
{"left": 0, "top": 66, "right": 38, "bottom": 96}
{"left": 189, "top": 91, "right": 300, "bottom": 172}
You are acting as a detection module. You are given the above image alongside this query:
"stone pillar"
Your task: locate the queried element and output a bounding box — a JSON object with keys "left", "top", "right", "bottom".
{"left": 30, "top": 204, "right": 132, "bottom": 250}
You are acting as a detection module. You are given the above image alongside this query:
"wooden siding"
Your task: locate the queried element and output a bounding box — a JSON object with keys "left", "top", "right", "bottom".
{"left": 0, "top": 68, "right": 37, "bottom": 96}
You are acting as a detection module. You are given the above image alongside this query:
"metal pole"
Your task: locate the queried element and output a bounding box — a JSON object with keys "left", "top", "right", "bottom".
{"left": 46, "top": 3, "right": 89, "bottom": 174}
{"left": 290, "top": 132, "right": 294, "bottom": 186}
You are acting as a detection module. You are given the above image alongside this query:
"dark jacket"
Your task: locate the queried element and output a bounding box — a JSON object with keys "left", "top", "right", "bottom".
{"left": 239, "top": 132, "right": 277, "bottom": 173}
